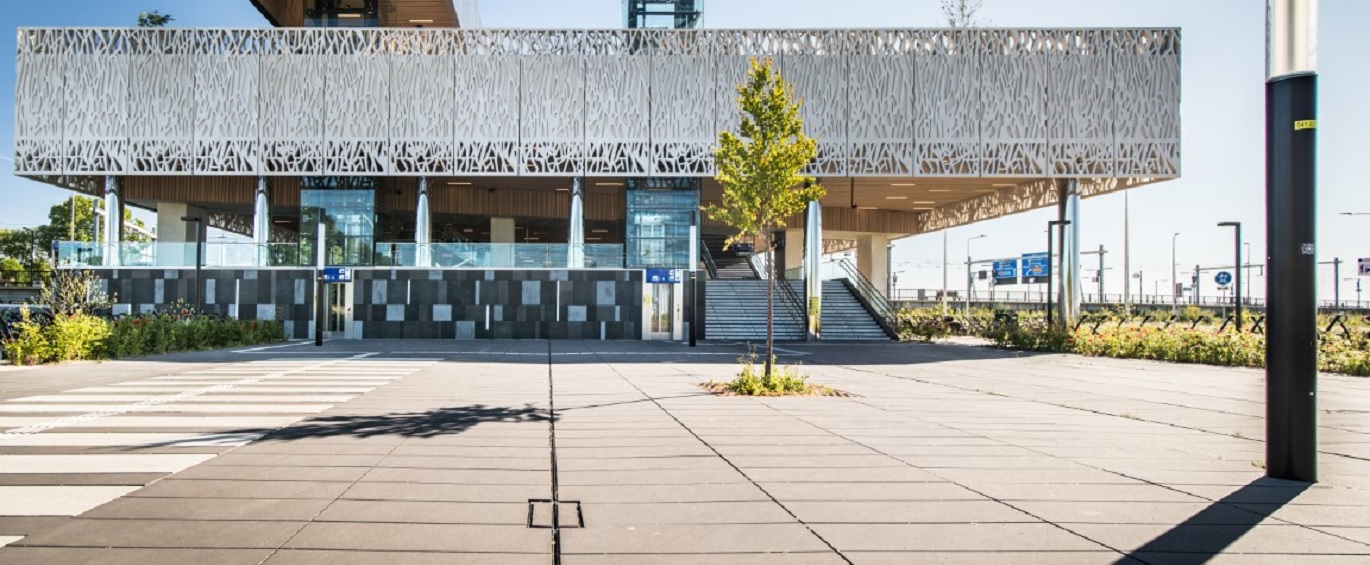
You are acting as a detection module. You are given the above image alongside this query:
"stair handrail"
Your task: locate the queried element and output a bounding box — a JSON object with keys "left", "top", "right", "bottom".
{"left": 748, "top": 250, "right": 807, "bottom": 330}
{"left": 699, "top": 238, "right": 719, "bottom": 280}
{"left": 831, "top": 258, "right": 900, "bottom": 338}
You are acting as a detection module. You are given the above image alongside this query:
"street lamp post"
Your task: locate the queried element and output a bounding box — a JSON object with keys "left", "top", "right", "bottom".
{"left": 1266, "top": 0, "right": 1318, "bottom": 482}
{"left": 1219, "top": 222, "right": 1243, "bottom": 331}
{"left": 180, "top": 216, "right": 203, "bottom": 313}
{"left": 965, "top": 234, "right": 986, "bottom": 316}
{"left": 1046, "top": 220, "right": 1070, "bottom": 328}
{"left": 1171, "top": 232, "right": 1180, "bottom": 315}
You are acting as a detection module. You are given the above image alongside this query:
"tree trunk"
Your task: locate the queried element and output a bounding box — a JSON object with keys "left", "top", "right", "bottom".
{"left": 764, "top": 232, "right": 774, "bottom": 378}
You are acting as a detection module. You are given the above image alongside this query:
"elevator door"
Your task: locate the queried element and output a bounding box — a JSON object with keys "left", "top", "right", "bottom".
{"left": 649, "top": 284, "right": 673, "bottom": 340}
{"left": 325, "top": 282, "right": 354, "bottom": 339}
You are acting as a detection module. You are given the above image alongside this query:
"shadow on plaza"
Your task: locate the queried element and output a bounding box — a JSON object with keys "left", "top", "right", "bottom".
{"left": 248, "top": 404, "right": 549, "bottom": 440}
{"left": 1114, "top": 477, "right": 1311, "bottom": 564}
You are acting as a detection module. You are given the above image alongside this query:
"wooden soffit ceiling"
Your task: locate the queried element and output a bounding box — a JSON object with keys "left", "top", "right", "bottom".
{"left": 249, "top": 0, "right": 460, "bottom": 28}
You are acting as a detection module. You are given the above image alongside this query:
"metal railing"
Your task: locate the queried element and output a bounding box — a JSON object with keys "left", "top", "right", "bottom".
{"left": 887, "top": 287, "right": 1271, "bottom": 309}
{"left": 748, "top": 251, "right": 807, "bottom": 329}
{"left": 699, "top": 239, "right": 719, "bottom": 280}
{"left": 827, "top": 258, "right": 900, "bottom": 337}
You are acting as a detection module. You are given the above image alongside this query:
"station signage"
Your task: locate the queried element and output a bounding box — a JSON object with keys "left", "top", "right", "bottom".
{"left": 1021, "top": 252, "right": 1050, "bottom": 284}
{"left": 321, "top": 267, "right": 352, "bottom": 283}
{"left": 646, "top": 268, "right": 680, "bottom": 284}
{"left": 992, "top": 259, "right": 1018, "bottom": 286}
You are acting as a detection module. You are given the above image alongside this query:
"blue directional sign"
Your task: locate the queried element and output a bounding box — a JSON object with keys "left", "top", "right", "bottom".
{"left": 321, "top": 267, "right": 352, "bottom": 283}
{"left": 1215, "top": 271, "right": 1233, "bottom": 286}
{"left": 992, "top": 259, "right": 1019, "bottom": 286}
{"left": 1021, "top": 252, "right": 1050, "bottom": 284}
{"left": 646, "top": 268, "right": 680, "bottom": 284}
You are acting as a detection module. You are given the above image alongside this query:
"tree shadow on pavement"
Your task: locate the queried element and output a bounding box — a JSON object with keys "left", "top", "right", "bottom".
{"left": 1114, "top": 477, "right": 1312, "bottom": 564}
{"left": 248, "top": 404, "right": 549, "bottom": 440}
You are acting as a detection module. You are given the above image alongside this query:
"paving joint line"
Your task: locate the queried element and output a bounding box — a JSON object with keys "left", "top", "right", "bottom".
{"left": 826, "top": 362, "right": 1370, "bottom": 555}
{"left": 755, "top": 395, "right": 1146, "bottom": 564}
{"left": 580, "top": 342, "right": 854, "bottom": 565}
{"left": 254, "top": 356, "right": 435, "bottom": 565}
{"left": 546, "top": 339, "right": 564, "bottom": 565}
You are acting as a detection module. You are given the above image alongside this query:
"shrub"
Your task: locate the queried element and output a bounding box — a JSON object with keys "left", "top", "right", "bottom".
{"left": 3, "top": 307, "right": 49, "bottom": 365}
{"left": 44, "top": 313, "right": 111, "bottom": 362}
{"left": 703, "top": 352, "right": 840, "bottom": 396}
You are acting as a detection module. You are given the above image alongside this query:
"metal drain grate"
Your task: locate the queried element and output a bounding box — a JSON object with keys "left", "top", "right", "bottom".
{"left": 527, "top": 499, "right": 584, "bottom": 529}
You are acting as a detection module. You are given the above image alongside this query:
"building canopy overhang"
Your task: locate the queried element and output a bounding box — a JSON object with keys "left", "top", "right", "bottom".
{"left": 13, "top": 26, "right": 1179, "bottom": 237}
{"left": 249, "top": 0, "right": 473, "bottom": 29}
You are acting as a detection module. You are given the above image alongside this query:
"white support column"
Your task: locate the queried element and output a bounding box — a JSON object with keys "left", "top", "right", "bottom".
{"left": 103, "top": 176, "right": 121, "bottom": 267}
{"left": 491, "top": 217, "right": 515, "bottom": 268}
{"left": 568, "top": 177, "right": 584, "bottom": 269}
{"left": 415, "top": 177, "right": 431, "bottom": 268}
{"left": 253, "top": 177, "right": 270, "bottom": 267}
{"left": 156, "top": 202, "right": 205, "bottom": 267}
{"left": 804, "top": 201, "right": 823, "bottom": 340}
{"left": 1057, "top": 180, "right": 1083, "bottom": 326}
{"left": 857, "top": 234, "right": 890, "bottom": 298}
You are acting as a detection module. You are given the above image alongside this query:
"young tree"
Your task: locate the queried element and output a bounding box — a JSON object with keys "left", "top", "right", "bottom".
{"left": 705, "top": 57, "right": 825, "bottom": 377}
{"left": 137, "top": 11, "right": 174, "bottom": 28}
{"left": 941, "top": 0, "right": 989, "bottom": 28}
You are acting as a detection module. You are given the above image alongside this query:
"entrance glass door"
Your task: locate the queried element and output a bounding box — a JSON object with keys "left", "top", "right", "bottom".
{"left": 649, "top": 284, "right": 673, "bottom": 339}
{"left": 325, "top": 282, "right": 353, "bottom": 339}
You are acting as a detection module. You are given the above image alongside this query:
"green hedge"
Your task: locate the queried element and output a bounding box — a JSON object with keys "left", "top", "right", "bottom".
{"left": 4, "top": 309, "right": 285, "bottom": 365}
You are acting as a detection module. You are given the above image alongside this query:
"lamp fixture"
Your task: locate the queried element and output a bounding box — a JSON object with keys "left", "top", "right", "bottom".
{"left": 929, "top": 189, "right": 951, "bottom": 193}
{"left": 556, "top": 188, "right": 569, "bottom": 192}
{"left": 447, "top": 181, "right": 471, "bottom": 186}
{"left": 591, "top": 229, "right": 609, "bottom": 233}
{"left": 891, "top": 183, "right": 918, "bottom": 187}
{"left": 338, "top": 13, "right": 362, "bottom": 18}
{"left": 595, "top": 182, "right": 624, "bottom": 187}
{"left": 856, "top": 206, "right": 878, "bottom": 210}
{"left": 408, "top": 19, "right": 434, "bottom": 23}
{"left": 991, "top": 183, "right": 1016, "bottom": 188}
{"left": 885, "top": 196, "right": 908, "bottom": 200}
{"left": 912, "top": 201, "right": 935, "bottom": 204}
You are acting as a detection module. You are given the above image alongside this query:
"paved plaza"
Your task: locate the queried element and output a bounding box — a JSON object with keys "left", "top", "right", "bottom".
{"left": 0, "top": 340, "right": 1367, "bottom": 564}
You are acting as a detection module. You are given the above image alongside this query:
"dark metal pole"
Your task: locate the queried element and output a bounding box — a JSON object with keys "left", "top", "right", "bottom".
{"left": 1046, "top": 225, "right": 1053, "bottom": 329}
{"left": 1235, "top": 224, "right": 1243, "bottom": 331}
{"left": 1221, "top": 222, "right": 1243, "bottom": 332}
{"left": 1333, "top": 258, "right": 1341, "bottom": 310}
{"left": 688, "top": 271, "right": 697, "bottom": 347}
{"left": 1265, "top": 0, "right": 1318, "bottom": 483}
{"left": 181, "top": 216, "right": 202, "bottom": 313}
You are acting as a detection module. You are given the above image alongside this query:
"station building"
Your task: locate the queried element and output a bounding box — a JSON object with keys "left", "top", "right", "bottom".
{"left": 11, "top": 0, "right": 1181, "bottom": 341}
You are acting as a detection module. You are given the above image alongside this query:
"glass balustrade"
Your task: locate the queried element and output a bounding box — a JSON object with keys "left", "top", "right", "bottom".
{"left": 54, "top": 241, "right": 626, "bottom": 270}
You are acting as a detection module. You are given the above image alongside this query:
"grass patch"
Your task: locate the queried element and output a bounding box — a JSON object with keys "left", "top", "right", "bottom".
{"left": 699, "top": 353, "right": 850, "bottom": 397}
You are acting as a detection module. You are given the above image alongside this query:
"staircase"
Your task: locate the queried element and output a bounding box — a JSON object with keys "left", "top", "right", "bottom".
{"left": 705, "top": 280, "right": 805, "bottom": 341}
{"left": 701, "top": 234, "right": 757, "bottom": 280}
{"left": 821, "top": 280, "right": 894, "bottom": 340}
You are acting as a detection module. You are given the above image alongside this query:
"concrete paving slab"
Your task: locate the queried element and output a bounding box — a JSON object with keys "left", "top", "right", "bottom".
{"left": 811, "top": 522, "right": 1107, "bottom": 552}
{"left": 314, "top": 500, "right": 529, "bottom": 525}
{"left": 0, "top": 454, "right": 215, "bottom": 474}
{"left": 283, "top": 522, "right": 550, "bottom": 553}
{"left": 563, "top": 523, "right": 834, "bottom": 554}
{"left": 81, "top": 497, "right": 333, "bottom": 521}
{"left": 0, "top": 547, "right": 275, "bottom": 565}
{"left": 262, "top": 550, "right": 548, "bottom": 565}
{"left": 11, "top": 518, "right": 303, "bottom": 548}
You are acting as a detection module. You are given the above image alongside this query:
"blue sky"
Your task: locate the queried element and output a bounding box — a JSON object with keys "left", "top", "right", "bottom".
{"left": 2, "top": 1, "right": 1366, "bottom": 302}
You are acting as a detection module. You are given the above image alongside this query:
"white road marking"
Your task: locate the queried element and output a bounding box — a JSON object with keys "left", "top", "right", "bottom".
{"left": 0, "top": 416, "right": 303, "bottom": 429}
{"left": 0, "top": 454, "right": 216, "bottom": 474}
{"left": 0, "top": 536, "right": 22, "bottom": 547}
{"left": 14, "top": 395, "right": 357, "bottom": 404}
{"left": 0, "top": 486, "right": 139, "bottom": 516}
{"left": 0, "top": 432, "right": 262, "bottom": 447}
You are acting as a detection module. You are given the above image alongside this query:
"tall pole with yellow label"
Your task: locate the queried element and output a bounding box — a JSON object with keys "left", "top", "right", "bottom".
{"left": 1266, "top": 0, "right": 1318, "bottom": 482}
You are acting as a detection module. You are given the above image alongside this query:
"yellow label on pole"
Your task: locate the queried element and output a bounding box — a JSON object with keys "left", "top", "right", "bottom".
{"left": 1294, "top": 120, "right": 1317, "bottom": 131}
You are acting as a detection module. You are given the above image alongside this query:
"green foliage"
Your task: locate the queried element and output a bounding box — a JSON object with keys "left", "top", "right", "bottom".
{"left": 705, "top": 57, "right": 826, "bottom": 248}
{"left": 105, "top": 310, "right": 285, "bottom": 358}
{"left": 3, "top": 302, "right": 285, "bottom": 365}
{"left": 984, "top": 323, "right": 1075, "bottom": 352}
{"left": 722, "top": 353, "right": 814, "bottom": 396}
{"left": 41, "top": 270, "right": 112, "bottom": 317}
{"left": 44, "top": 314, "right": 112, "bottom": 362}
{"left": 1073, "top": 327, "right": 1265, "bottom": 368}
{"left": 4, "top": 307, "right": 50, "bottom": 366}
{"left": 137, "top": 11, "right": 174, "bottom": 27}
{"left": 896, "top": 308, "right": 954, "bottom": 342}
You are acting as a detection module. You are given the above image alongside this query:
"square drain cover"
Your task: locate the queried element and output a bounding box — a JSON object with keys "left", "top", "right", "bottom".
{"left": 528, "top": 499, "right": 583, "bottom": 528}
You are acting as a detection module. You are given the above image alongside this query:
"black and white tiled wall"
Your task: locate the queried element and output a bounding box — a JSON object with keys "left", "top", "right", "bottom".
{"left": 353, "top": 269, "right": 644, "bottom": 340}
{"left": 95, "top": 269, "right": 317, "bottom": 339}
{"left": 90, "top": 268, "right": 645, "bottom": 340}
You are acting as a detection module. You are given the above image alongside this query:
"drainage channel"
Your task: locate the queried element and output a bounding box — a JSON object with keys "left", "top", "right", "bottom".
{"left": 530, "top": 340, "right": 582, "bottom": 565}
